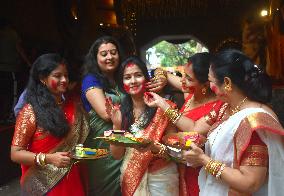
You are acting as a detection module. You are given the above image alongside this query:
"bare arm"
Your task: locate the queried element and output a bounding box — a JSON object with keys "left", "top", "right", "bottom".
{"left": 167, "top": 73, "right": 182, "bottom": 91}
{"left": 145, "top": 92, "right": 211, "bottom": 135}
{"left": 11, "top": 105, "right": 72, "bottom": 168}
{"left": 86, "top": 88, "right": 110, "bottom": 121}
{"left": 11, "top": 146, "right": 70, "bottom": 168}
{"left": 184, "top": 144, "right": 267, "bottom": 194}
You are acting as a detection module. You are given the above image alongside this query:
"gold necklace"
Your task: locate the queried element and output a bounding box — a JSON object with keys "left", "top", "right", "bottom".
{"left": 208, "top": 103, "right": 228, "bottom": 147}
{"left": 230, "top": 97, "right": 248, "bottom": 115}
{"left": 182, "top": 95, "right": 194, "bottom": 114}
{"left": 209, "top": 97, "right": 248, "bottom": 149}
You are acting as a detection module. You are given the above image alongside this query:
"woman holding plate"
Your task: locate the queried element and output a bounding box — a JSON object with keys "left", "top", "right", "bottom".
{"left": 107, "top": 56, "right": 183, "bottom": 196}
{"left": 183, "top": 49, "right": 284, "bottom": 195}
{"left": 144, "top": 52, "right": 224, "bottom": 196}
{"left": 11, "top": 53, "right": 89, "bottom": 195}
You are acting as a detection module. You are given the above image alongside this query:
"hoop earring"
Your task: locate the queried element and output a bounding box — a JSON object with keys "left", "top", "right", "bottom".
{"left": 201, "top": 87, "right": 207, "bottom": 95}
{"left": 224, "top": 84, "right": 232, "bottom": 92}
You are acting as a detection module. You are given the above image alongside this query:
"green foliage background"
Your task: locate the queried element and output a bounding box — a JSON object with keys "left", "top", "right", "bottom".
{"left": 152, "top": 40, "right": 198, "bottom": 67}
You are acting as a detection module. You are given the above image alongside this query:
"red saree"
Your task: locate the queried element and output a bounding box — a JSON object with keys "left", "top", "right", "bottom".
{"left": 12, "top": 99, "right": 89, "bottom": 196}
{"left": 180, "top": 94, "right": 223, "bottom": 196}
{"left": 121, "top": 102, "right": 179, "bottom": 196}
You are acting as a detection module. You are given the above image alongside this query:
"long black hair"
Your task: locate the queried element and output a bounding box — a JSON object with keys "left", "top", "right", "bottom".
{"left": 82, "top": 36, "right": 123, "bottom": 93}
{"left": 211, "top": 49, "right": 272, "bottom": 103}
{"left": 118, "top": 56, "right": 157, "bottom": 130}
{"left": 25, "top": 53, "right": 69, "bottom": 137}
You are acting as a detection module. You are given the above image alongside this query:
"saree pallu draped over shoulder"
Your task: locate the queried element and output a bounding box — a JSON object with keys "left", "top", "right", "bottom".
{"left": 83, "top": 88, "right": 123, "bottom": 196}
{"left": 120, "top": 102, "right": 179, "bottom": 196}
{"left": 199, "top": 108, "right": 284, "bottom": 196}
{"left": 20, "top": 102, "right": 90, "bottom": 196}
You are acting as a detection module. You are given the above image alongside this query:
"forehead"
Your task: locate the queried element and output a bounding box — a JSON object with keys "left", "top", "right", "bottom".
{"left": 50, "top": 64, "right": 67, "bottom": 74}
{"left": 123, "top": 63, "right": 142, "bottom": 74}
{"left": 98, "top": 43, "right": 117, "bottom": 52}
{"left": 184, "top": 63, "right": 194, "bottom": 76}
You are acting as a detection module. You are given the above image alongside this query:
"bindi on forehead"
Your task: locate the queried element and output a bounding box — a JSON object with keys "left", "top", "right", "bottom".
{"left": 126, "top": 63, "right": 136, "bottom": 68}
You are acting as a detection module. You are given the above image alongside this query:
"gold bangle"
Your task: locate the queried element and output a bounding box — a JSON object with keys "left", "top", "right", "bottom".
{"left": 216, "top": 163, "right": 226, "bottom": 179}
{"left": 172, "top": 112, "right": 182, "bottom": 124}
{"left": 164, "top": 107, "right": 182, "bottom": 124}
{"left": 205, "top": 159, "right": 214, "bottom": 171}
{"left": 34, "top": 153, "right": 38, "bottom": 166}
{"left": 39, "top": 153, "right": 46, "bottom": 166}
{"left": 164, "top": 106, "right": 171, "bottom": 116}
{"left": 154, "top": 68, "right": 167, "bottom": 79}
{"left": 36, "top": 153, "right": 41, "bottom": 167}
{"left": 205, "top": 159, "right": 226, "bottom": 178}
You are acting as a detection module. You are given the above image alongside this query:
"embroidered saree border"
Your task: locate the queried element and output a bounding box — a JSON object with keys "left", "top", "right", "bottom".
{"left": 234, "top": 112, "right": 284, "bottom": 167}
{"left": 240, "top": 145, "right": 268, "bottom": 166}
{"left": 22, "top": 104, "right": 90, "bottom": 196}
{"left": 121, "top": 104, "right": 171, "bottom": 196}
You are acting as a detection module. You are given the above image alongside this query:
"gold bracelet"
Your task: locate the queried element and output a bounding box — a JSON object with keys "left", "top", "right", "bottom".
{"left": 34, "top": 153, "right": 38, "bottom": 166}
{"left": 205, "top": 159, "right": 226, "bottom": 178}
{"left": 36, "top": 153, "right": 41, "bottom": 167}
{"left": 164, "top": 107, "right": 182, "bottom": 124}
{"left": 164, "top": 106, "right": 171, "bottom": 116}
{"left": 39, "top": 153, "right": 46, "bottom": 166}
{"left": 216, "top": 163, "right": 226, "bottom": 179}
{"left": 172, "top": 112, "right": 182, "bottom": 124}
{"left": 154, "top": 68, "right": 167, "bottom": 79}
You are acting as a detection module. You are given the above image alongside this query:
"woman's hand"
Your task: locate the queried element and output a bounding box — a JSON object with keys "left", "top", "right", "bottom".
{"left": 46, "top": 152, "right": 71, "bottom": 168}
{"left": 182, "top": 143, "right": 210, "bottom": 168}
{"left": 134, "top": 141, "right": 154, "bottom": 153}
{"left": 146, "top": 76, "right": 167, "bottom": 93}
{"left": 105, "top": 97, "right": 122, "bottom": 129}
{"left": 143, "top": 92, "right": 169, "bottom": 110}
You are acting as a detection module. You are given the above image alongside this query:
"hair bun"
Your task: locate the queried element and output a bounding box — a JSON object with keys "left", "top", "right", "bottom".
{"left": 248, "top": 64, "right": 263, "bottom": 78}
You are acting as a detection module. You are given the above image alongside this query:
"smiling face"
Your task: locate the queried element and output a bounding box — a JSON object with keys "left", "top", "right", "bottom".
{"left": 180, "top": 62, "right": 201, "bottom": 94}
{"left": 42, "top": 64, "right": 69, "bottom": 96}
{"left": 97, "top": 42, "right": 119, "bottom": 74}
{"left": 123, "top": 63, "right": 146, "bottom": 95}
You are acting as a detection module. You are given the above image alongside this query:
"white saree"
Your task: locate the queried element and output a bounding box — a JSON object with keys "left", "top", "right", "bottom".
{"left": 120, "top": 148, "right": 179, "bottom": 196}
{"left": 198, "top": 107, "right": 284, "bottom": 196}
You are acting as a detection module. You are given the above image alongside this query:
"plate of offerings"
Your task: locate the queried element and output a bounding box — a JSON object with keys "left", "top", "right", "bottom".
{"left": 71, "top": 144, "right": 109, "bottom": 160}
{"left": 95, "top": 130, "right": 152, "bottom": 148}
{"left": 162, "top": 131, "right": 207, "bottom": 150}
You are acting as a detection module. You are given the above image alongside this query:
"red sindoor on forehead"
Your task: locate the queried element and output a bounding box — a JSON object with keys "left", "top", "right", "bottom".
{"left": 126, "top": 63, "right": 136, "bottom": 68}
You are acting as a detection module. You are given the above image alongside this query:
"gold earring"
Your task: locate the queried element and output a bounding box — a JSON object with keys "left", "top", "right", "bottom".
{"left": 201, "top": 87, "right": 207, "bottom": 95}
{"left": 224, "top": 84, "right": 232, "bottom": 92}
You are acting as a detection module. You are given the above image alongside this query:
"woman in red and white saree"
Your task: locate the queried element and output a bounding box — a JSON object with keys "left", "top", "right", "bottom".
{"left": 183, "top": 49, "right": 284, "bottom": 196}
{"left": 11, "top": 54, "right": 89, "bottom": 196}
{"left": 146, "top": 52, "right": 224, "bottom": 196}
{"left": 108, "top": 56, "right": 181, "bottom": 196}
